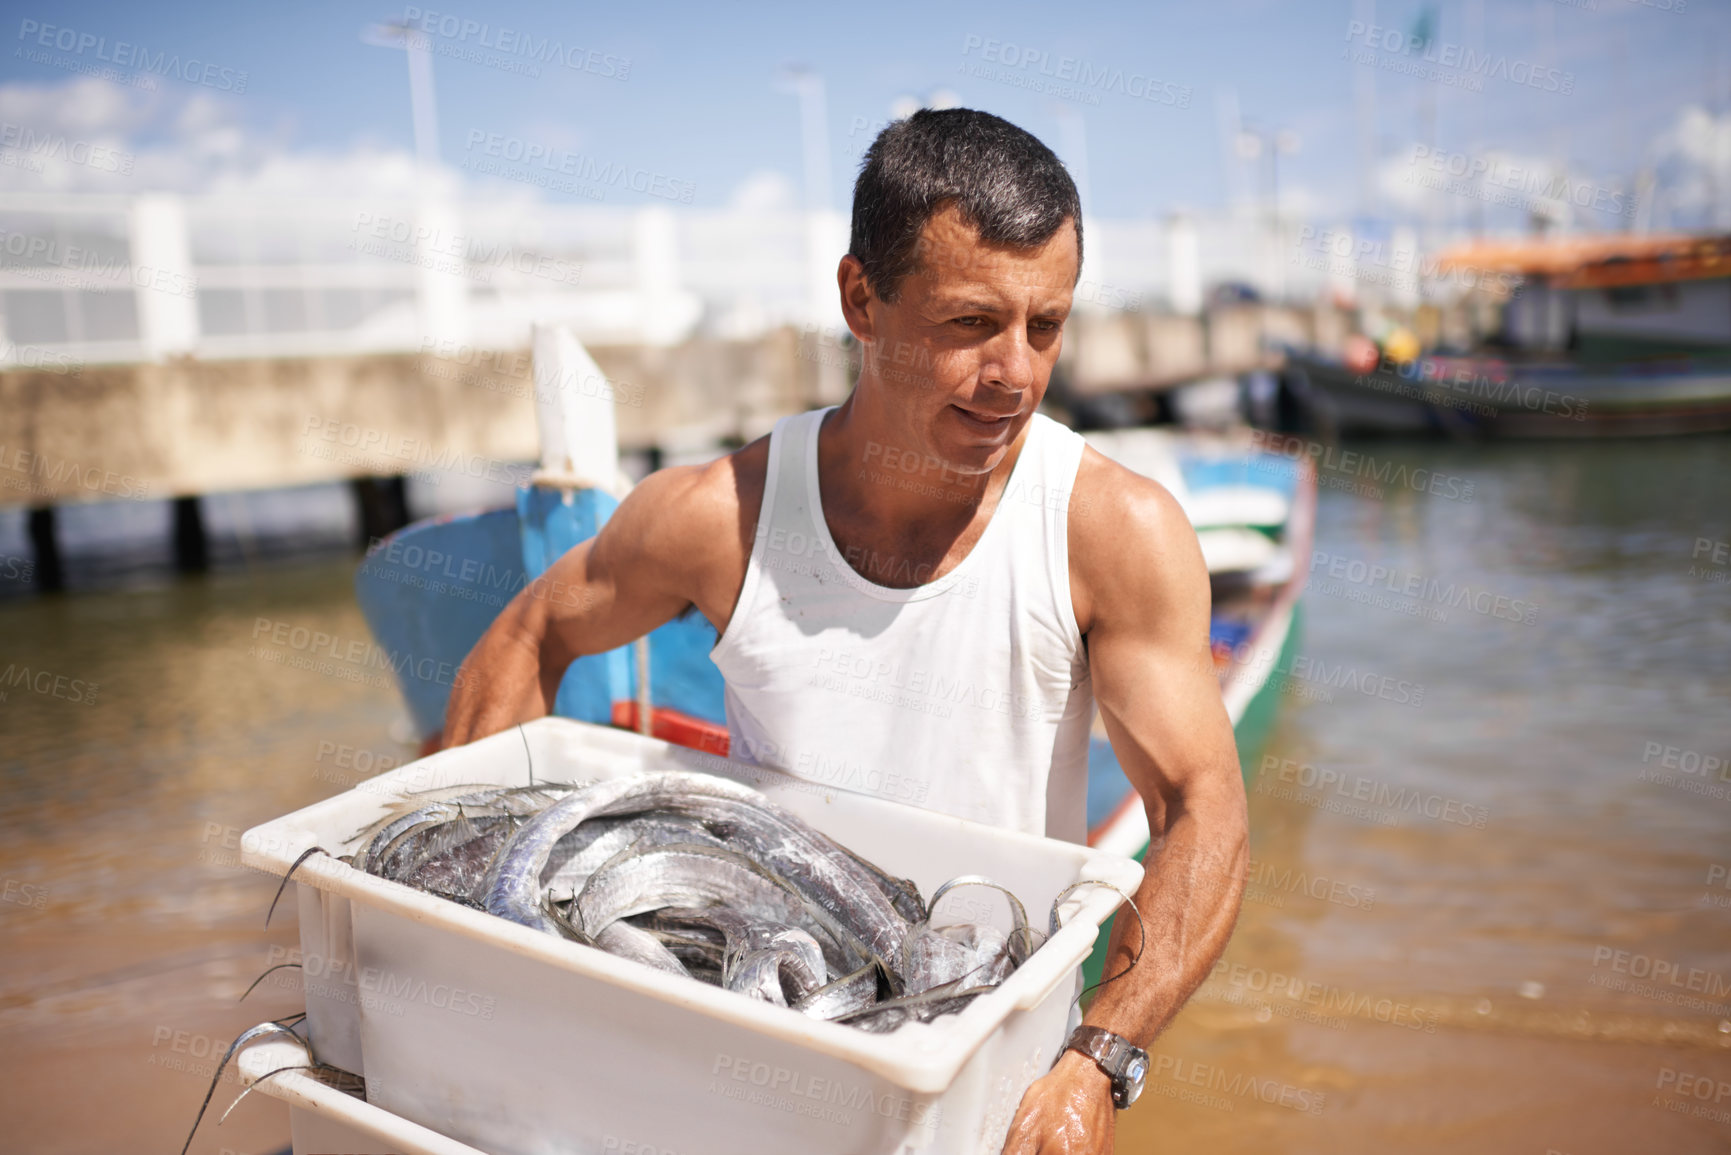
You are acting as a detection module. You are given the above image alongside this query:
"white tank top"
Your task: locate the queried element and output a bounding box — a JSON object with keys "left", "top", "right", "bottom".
{"left": 711, "top": 407, "right": 1096, "bottom": 842}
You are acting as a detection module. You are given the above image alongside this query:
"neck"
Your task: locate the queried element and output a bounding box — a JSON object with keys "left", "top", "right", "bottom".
{"left": 819, "top": 382, "right": 1024, "bottom": 531}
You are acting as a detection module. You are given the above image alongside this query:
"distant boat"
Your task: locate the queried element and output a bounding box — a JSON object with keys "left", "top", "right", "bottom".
{"left": 1283, "top": 234, "right": 1731, "bottom": 438}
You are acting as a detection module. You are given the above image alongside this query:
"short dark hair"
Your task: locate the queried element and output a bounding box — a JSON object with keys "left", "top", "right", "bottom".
{"left": 848, "top": 108, "right": 1083, "bottom": 303}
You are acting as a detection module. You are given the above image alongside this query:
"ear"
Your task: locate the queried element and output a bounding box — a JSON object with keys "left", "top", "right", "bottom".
{"left": 838, "top": 255, "right": 877, "bottom": 344}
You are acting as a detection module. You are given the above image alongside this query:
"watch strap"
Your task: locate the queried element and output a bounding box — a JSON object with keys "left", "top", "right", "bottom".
{"left": 1063, "top": 1025, "right": 1141, "bottom": 1108}
{"left": 1066, "top": 1024, "right": 1117, "bottom": 1065}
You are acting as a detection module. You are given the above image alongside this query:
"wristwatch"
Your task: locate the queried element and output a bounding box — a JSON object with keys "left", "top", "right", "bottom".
{"left": 1063, "top": 1025, "right": 1149, "bottom": 1109}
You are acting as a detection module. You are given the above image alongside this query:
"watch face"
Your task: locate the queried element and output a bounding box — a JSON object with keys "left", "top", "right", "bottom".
{"left": 1120, "top": 1053, "right": 1148, "bottom": 1107}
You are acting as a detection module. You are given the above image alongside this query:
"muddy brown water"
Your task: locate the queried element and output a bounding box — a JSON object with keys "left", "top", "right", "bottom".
{"left": 1, "top": 435, "right": 1728, "bottom": 1153}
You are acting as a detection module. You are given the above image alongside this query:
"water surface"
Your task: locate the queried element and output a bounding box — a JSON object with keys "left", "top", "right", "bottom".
{"left": 1, "top": 435, "right": 1728, "bottom": 1152}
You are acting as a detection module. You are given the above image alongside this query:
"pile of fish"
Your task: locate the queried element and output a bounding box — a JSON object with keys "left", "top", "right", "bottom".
{"left": 344, "top": 771, "right": 1043, "bottom": 1032}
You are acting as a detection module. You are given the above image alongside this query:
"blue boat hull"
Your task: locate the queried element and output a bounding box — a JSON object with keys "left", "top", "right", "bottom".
{"left": 355, "top": 487, "right": 725, "bottom": 747}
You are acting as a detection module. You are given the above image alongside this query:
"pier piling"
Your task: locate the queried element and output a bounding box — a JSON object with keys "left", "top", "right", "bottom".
{"left": 26, "top": 506, "right": 62, "bottom": 593}
{"left": 172, "top": 495, "right": 208, "bottom": 573}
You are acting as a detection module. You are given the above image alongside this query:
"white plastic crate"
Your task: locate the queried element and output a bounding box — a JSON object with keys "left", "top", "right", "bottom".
{"left": 237, "top": 1038, "right": 486, "bottom": 1155}
{"left": 242, "top": 718, "right": 1142, "bottom": 1155}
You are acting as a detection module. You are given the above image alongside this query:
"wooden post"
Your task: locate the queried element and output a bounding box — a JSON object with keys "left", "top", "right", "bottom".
{"left": 172, "top": 494, "right": 208, "bottom": 572}
{"left": 27, "top": 506, "right": 62, "bottom": 592}
{"left": 352, "top": 476, "right": 411, "bottom": 548}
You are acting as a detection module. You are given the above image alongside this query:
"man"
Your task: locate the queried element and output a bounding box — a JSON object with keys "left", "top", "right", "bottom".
{"left": 443, "top": 108, "right": 1247, "bottom": 1153}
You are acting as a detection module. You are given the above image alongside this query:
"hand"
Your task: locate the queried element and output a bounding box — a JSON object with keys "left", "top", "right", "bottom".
{"left": 1001, "top": 1048, "right": 1116, "bottom": 1154}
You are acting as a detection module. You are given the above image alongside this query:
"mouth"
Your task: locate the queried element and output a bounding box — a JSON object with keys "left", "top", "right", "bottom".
{"left": 949, "top": 404, "right": 1018, "bottom": 437}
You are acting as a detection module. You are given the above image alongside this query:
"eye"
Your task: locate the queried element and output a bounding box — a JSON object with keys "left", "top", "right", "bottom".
{"left": 953, "top": 316, "right": 986, "bottom": 327}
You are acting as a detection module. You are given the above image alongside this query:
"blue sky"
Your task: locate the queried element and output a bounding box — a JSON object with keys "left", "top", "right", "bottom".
{"left": 1, "top": 0, "right": 1726, "bottom": 226}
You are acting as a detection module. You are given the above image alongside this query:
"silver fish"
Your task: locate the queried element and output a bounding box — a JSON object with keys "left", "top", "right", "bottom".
{"left": 899, "top": 922, "right": 980, "bottom": 996}
{"left": 900, "top": 920, "right": 1020, "bottom": 995}
{"left": 633, "top": 919, "right": 728, "bottom": 973}
{"left": 357, "top": 785, "right": 572, "bottom": 878}
{"left": 346, "top": 774, "right": 1044, "bottom": 1031}
{"left": 651, "top": 906, "right": 827, "bottom": 990}
{"left": 792, "top": 963, "right": 880, "bottom": 1021}
{"left": 485, "top": 773, "right": 909, "bottom": 981}
{"left": 635, "top": 793, "right": 909, "bottom": 983}
{"left": 542, "top": 893, "right": 690, "bottom": 977}
{"left": 359, "top": 801, "right": 460, "bottom": 877}
{"left": 544, "top": 816, "right": 723, "bottom": 903}
{"left": 593, "top": 921, "right": 689, "bottom": 977}
{"left": 940, "top": 923, "right": 1016, "bottom": 987}
{"left": 401, "top": 814, "right": 519, "bottom": 904}
{"left": 928, "top": 875, "right": 1043, "bottom": 965}
{"left": 840, "top": 851, "right": 926, "bottom": 923}
{"left": 726, "top": 947, "right": 828, "bottom": 1006}
{"left": 482, "top": 773, "right": 774, "bottom": 933}
{"left": 837, "top": 977, "right": 997, "bottom": 1034}
{"left": 574, "top": 842, "right": 819, "bottom": 943}
{"left": 346, "top": 783, "right": 498, "bottom": 866}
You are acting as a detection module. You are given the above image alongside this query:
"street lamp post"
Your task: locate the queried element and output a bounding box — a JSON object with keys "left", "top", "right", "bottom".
{"left": 361, "top": 22, "right": 440, "bottom": 171}
{"left": 776, "top": 66, "right": 832, "bottom": 216}
{"left": 777, "top": 65, "right": 851, "bottom": 404}
{"left": 362, "top": 21, "right": 463, "bottom": 345}
{"left": 1237, "top": 122, "right": 1301, "bottom": 302}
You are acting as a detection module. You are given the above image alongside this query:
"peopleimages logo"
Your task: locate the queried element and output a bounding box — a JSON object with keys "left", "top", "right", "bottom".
{"left": 1590, "top": 946, "right": 1731, "bottom": 998}
{"left": 709, "top": 1052, "right": 941, "bottom": 1129}
{"left": 1292, "top": 225, "right": 1522, "bottom": 296}
{"left": 0, "top": 444, "right": 152, "bottom": 501}
{"left": 1257, "top": 755, "right": 1488, "bottom": 827}
{"left": 0, "top": 663, "right": 99, "bottom": 705}
{"left": 400, "top": 7, "right": 630, "bottom": 79}
{"left": 1308, "top": 550, "right": 1541, "bottom": 626}
{"left": 959, "top": 35, "right": 1192, "bottom": 108}
{"left": 0, "top": 120, "right": 133, "bottom": 174}
{"left": 1405, "top": 144, "right": 1633, "bottom": 220}
{"left": 263, "top": 944, "right": 498, "bottom": 1020}
{"left": 0, "top": 228, "right": 198, "bottom": 299}
{"left": 350, "top": 210, "right": 585, "bottom": 287}
{"left": 1250, "top": 430, "right": 1476, "bottom": 503}
{"left": 16, "top": 19, "right": 249, "bottom": 92}
{"left": 1244, "top": 857, "right": 1376, "bottom": 910}
{"left": 1342, "top": 19, "right": 1575, "bottom": 95}
{"left": 462, "top": 131, "right": 696, "bottom": 204}
{"left": 1148, "top": 1052, "right": 1326, "bottom": 1115}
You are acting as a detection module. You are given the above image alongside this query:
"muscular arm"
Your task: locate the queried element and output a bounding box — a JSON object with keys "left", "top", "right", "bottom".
{"left": 1005, "top": 448, "right": 1249, "bottom": 1151}
{"left": 441, "top": 444, "right": 762, "bottom": 748}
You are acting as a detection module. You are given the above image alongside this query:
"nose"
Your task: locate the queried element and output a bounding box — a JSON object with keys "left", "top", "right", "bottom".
{"left": 979, "top": 325, "right": 1035, "bottom": 396}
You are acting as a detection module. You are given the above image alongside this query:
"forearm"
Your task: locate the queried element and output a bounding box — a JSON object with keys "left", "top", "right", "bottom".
{"left": 1001, "top": 781, "right": 1246, "bottom": 1151}
{"left": 442, "top": 591, "right": 570, "bottom": 747}
{"left": 1079, "top": 782, "right": 1248, "bottom": 1047}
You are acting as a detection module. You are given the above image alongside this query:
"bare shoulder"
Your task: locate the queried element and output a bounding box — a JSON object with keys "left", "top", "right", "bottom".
{"left": 599, "top": 435, "right": 769, "bottom": 624}
{"left": 619, "top": 436, "right": 766, "bottom": 545}
{"left": 1068, "top": 443, "right": 1209, "bottom": 637}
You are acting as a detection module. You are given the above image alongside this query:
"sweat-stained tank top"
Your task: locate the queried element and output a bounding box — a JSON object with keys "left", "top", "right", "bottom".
{"left": 710, "top": 406, "right": 1096, "bottom": 842}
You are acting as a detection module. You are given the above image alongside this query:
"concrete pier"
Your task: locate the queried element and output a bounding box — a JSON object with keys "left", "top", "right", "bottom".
{"left": 0, "top": 331, "right": 823, "bottom": 510}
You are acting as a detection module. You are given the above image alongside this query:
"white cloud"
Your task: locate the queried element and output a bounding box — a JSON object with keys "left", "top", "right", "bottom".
{"left": 0, "top": 76, "right": 157, "bottom": 138}
{"left": 0, "top": 75, "right": 452, "bottom": 200}
{"left": 1650, "top": 105, "right": 1731, "bottom": 229}
{"left": 1373, "top": 142, "right": 1632, "bottom": 231}
{"left": 1362, "top": 105, "right": 1731, "bottom": 234}
{"left": 728, "top": 168, "right": 795, "bottom": 212}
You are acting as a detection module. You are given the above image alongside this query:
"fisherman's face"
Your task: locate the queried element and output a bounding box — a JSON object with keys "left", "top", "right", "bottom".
{"left": 856, "top": 204, "right": 1078, "bottom": 477}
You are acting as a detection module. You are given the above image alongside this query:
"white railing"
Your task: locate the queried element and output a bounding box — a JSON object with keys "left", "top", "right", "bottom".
{"left": 0, "top": 192, "right": 1314, "bottom": 369}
